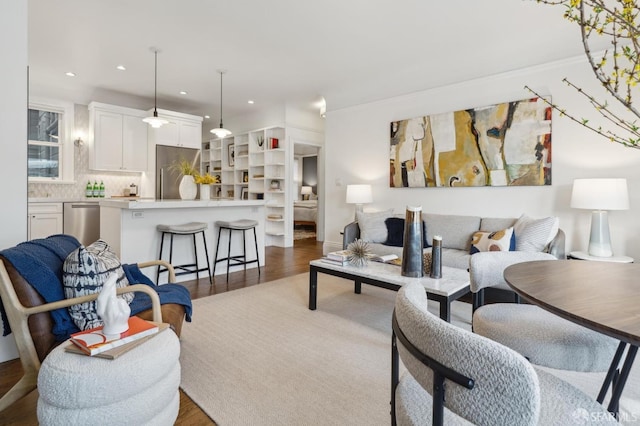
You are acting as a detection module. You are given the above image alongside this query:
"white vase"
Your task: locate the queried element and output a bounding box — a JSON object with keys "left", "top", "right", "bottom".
{"left": 179, "top": 175, "right": 197, "bottom": 200}
{"left": 200, "top": 184, "right": 211, "bottom": 200}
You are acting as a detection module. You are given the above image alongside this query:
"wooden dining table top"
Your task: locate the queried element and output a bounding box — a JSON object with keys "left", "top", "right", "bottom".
{"left": 504, "top": 260, "right": 640, "bottom": 347}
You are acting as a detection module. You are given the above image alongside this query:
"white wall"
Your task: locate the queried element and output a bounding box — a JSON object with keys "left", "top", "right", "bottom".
{"left": 0, "top": 1, "right": 27, "bottom": 362}
{"left": 323, "top": 55, "right": 640, "bottom": 259}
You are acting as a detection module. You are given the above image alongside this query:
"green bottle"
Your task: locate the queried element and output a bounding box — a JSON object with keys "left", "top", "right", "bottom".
{"left": 99, "top": 181, "right": 105, "bottom": 198}
{"left": 85, "top": 181, "right": 93, "bottom": 198}
{"left": 92, "top": 181, "right": 99, "bottom": 198}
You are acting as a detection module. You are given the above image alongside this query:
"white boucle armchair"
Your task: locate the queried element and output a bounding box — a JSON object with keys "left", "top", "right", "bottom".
{"left": 469, "top": 251, "right": 618, "bottom": 372}
{"left": 391, "top": 282, "right": 615, "bottom": 426}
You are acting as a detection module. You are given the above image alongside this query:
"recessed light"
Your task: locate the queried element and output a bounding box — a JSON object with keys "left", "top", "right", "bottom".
{"left": 65, "top": 72, "right": 76, "bottom": 77}
{"left": 116, "top": 65, "right": 126, "bottom": 71}
{"left": 179, "top": 91, "right": 188, "bottom": 95}
{"left": 247, "top": 100, "right": 255, "bottom": 104}
{"left": 204, "top": 115, "right": 210, "bottom": 119}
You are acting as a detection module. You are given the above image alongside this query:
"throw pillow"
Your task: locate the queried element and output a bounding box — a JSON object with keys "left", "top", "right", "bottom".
{"left": 356, "top": 209, "right": 394, "bottom": 243}
{"left": 63, "top": 240, "right": 133, "bottom": 331}
{"left": 513, "top": 214, "right": 559, "bottom": 252}
{"left": 470, "top": 227, "right": 515, "bottom": 254}
{"left": 383, "top": 217, "right": 430, "bottom": 248}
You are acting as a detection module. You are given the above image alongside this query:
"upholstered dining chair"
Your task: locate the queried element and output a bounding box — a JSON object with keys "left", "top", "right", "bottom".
{"left": 469, "top": 251, "right": 617, "bottom": 372}
{"left": 391, "top": 281, "right": 615, "bottom": 426}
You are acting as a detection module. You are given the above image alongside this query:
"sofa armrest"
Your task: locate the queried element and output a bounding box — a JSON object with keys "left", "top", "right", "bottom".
{"left": 546, "top": 229, "right": 566, "bottom": 259}
{"left": 343, "top": 221, "right": 361, "bottom": 249}
{"left": 469, "top": 251, "right": 557, "bottom": 294}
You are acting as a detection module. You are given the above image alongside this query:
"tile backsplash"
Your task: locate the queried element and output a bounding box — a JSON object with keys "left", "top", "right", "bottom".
{"left": 28, "top": 104, "right": 145, "bottom": 199}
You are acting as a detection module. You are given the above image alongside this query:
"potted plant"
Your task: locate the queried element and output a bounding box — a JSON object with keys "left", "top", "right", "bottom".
{"left": 170, "top": 159, "right": 198, "bottom": 200}
{"left": 194, "top": 172, "right": 218, "bottom": 200}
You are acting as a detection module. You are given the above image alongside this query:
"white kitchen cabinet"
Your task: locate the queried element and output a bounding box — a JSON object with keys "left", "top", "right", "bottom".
{"left": 88, "top": 102, "right": 148, "bottom": 172}
{"left": 28, "top": 203, "right": 63, "bottom": 240}
{"left": 148, "top": 109, "right": 202, "bottom": 149}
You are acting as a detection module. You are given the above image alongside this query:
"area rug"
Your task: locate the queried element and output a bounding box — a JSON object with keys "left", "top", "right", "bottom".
{"left": 179, "top": 273, "right": 640, "bottom": 425}
{"left": 293, "top": 228, "right": 316, "bottom": 240}
{"left": 179, "top": 272, "right": 471, "bottom": 425}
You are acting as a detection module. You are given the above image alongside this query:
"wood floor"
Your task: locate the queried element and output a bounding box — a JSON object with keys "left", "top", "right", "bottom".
{"left": 0, "top": 237, "right": 324, "bottom": 426}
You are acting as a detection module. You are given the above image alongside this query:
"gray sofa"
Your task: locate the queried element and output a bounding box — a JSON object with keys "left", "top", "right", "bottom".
{"left": 342, "top": 213, "right": 566, "bottom": 271}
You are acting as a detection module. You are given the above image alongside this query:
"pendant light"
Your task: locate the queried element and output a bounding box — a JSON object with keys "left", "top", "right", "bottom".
{"left": 142, "top": 47, "right": 168, "bottom": 129}
{"left": 210, "top": 70, "right": 232, "bottom": 138}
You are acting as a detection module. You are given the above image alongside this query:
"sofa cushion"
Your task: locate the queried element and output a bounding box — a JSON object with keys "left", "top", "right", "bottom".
{"left": 356, "top": 209, "right": 394, "bottom": 243}
{"left": 514, "top": 214, "right": 559, "bottom": 252}
{"left": 63, "top": 240, "right": 133, "bottom": 331}
{"left": 384, "top": 217, "right": 430, "bottom": 248}
{"left": 479, "top": 217, "right": 517, "bottom": 232}
{"left": 423, "top": 214, "right": 481, "bottom": 251}
{"left": 470, "top": 227, "right": 515, "bottom": 254}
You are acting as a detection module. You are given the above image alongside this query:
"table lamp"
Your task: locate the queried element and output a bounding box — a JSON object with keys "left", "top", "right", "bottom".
{"left": 346, "top": 184, "right": 373, "bottom": 219}
{"left": 570, "top": 178, "right": 629, "bottom": 257}
{"left": 301, "top": 186, "right": 313, "bottom": 200}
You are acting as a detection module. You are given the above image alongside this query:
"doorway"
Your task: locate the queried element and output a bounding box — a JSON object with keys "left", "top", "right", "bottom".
{"left": 293, "top": 142, "right": 321, "bottom": 242}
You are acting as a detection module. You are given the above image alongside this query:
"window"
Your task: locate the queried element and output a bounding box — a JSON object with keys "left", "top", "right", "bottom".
{"left": 28, "top": 99, "right": 74, "bottom": 182}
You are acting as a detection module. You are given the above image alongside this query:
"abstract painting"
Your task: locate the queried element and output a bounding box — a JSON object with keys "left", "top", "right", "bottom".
{"left": 389, "top": 97, "right": 552, "bottom": 187}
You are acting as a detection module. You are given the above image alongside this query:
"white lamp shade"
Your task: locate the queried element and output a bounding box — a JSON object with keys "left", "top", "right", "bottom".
{"left": 301, "top": 186, "right": 313, "bottom": 195}
{"left": 571, "top": 178, "right": 629, "bottom": 210}
{"left": 346, "top": 184, "right": 373, "bottom": 204}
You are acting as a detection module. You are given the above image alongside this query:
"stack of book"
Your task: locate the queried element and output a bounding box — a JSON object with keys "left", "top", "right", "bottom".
{"left": 66, "top": 316, "right": 165, "bottom": 359}
{"left": 322, "top": 250, "right": 351, "bottom": 266}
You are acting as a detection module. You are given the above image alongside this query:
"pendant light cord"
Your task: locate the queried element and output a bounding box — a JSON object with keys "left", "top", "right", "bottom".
{"left": 219, "top": 71, "right": 224, "bottom": 128}
{"left": 154, "top": 50, "right": 159, "bottom": 115}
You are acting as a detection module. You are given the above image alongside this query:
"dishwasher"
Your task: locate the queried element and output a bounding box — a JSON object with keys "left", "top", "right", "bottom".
{"left": 63, "top": 201, "right": 100, "bottom": 246}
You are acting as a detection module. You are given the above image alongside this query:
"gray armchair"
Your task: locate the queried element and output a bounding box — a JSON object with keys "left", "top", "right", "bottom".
{"left": 391, "top": 282, "right": 615, "bottom": 425}
{"left": 470, "top": 251, "right": 617, "bottom": 372}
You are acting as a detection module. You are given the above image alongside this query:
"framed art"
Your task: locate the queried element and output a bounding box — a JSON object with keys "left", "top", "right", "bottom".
{"left": 389, "top": 96, "right": 552, "bottom": 188}
{"left": 241, "top": 187, "right": 248, "bottom": 200}
{"left": 228, "top": 144, "right": 235, "bottom": 167}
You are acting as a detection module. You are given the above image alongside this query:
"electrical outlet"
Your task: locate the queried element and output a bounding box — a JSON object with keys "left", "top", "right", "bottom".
{"left": 132, "top": 211, "right": 144, "bottom": 219}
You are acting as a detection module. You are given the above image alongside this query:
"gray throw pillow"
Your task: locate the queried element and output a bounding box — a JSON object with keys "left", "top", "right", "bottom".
{"left": 63, "top": 240, "right": 133, "bottom": 331}
{"left": 356, "top": 209, "right": 394, "bottom": 243}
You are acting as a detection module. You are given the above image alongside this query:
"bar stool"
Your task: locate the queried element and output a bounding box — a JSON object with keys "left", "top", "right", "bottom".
{"left": 156, "top": 222, "right": 212, "bottom": 285}
{"left": 213, "top": 219, "right": 260, "bottom": 281}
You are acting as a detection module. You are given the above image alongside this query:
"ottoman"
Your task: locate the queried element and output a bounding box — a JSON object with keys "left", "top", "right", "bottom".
{"left": 37, "top": 328, "right": 181, "bottom": 426}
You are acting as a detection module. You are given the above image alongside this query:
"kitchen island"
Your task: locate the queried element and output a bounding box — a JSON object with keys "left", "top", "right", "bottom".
{"left": 99, "top": 199, "right": 265, "bottom": 283}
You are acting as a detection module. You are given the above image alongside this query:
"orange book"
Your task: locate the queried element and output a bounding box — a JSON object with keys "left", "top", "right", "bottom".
{"left": 69, "top": 316, "right": 158, "bottom": 356}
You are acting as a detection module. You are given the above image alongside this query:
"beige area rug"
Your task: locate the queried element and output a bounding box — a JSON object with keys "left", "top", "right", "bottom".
{"left": 179, "top": 273, "right": 640, "bottom": 425}
{"left": 179, "top": 272, "right": 471, "bottom": 425}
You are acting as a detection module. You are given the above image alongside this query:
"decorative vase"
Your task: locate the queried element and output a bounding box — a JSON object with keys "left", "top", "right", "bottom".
{"left": 179, "top": 175, "right": 197, "bottom": 200}
{"left": 200, "top": 184, "right": 211, "bottom": 200}
{"left": 401, "top": 206, "right": 424, "bottom": 277}
{"left": 430, "top": 236, "right": 442, "bottom": 278}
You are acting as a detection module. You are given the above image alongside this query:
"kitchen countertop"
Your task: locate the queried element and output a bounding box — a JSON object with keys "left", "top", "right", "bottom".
{"left": 99, "top": 198, "right": 265, "bottom": 209}
{"left": 29, "top": 197, "right": 101, "bottom": 203}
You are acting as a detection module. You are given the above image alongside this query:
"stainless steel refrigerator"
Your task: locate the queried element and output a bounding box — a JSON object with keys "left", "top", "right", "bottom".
{"left": 156, "top": 145, "right": 201, "bottom": 200}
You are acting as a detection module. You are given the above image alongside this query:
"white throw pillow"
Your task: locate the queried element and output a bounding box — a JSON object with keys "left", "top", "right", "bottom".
{"left": 356, "top": 209, "right": 394, "bottom": 243}
{"left": 514, "top": 214, "right": 559, "bottom": 252}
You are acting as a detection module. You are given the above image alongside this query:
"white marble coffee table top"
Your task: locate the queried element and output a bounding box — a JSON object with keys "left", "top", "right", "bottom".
{"left": 310, "top": 259, "right": 469, "bottom": 297}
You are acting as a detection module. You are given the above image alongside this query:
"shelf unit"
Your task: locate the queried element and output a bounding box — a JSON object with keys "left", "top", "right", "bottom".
{"left": 202, "top": 126, "right": 290, "bottom": 247}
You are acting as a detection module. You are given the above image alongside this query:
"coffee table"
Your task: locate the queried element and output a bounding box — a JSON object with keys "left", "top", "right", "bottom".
{"left": 309, "top": 259, "right": 470, "bottom": 322}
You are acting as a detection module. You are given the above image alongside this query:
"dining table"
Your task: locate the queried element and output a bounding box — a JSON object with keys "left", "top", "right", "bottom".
{"left": 504, "top": 259, "right": 640, "bottom": 417}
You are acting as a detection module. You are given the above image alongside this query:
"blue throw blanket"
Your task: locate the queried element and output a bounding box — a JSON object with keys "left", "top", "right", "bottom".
{"left": 0, "top": 234, "right": 192, "bottom": 340}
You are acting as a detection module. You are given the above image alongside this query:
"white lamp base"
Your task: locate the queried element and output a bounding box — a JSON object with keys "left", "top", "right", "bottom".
{"left": 588, "top": 210, "right": 613, "bottom": 257}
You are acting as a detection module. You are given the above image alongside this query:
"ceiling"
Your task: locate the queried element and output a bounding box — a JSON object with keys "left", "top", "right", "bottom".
{"left": 28, "top": 0, "right": 602, "bottom": 125}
